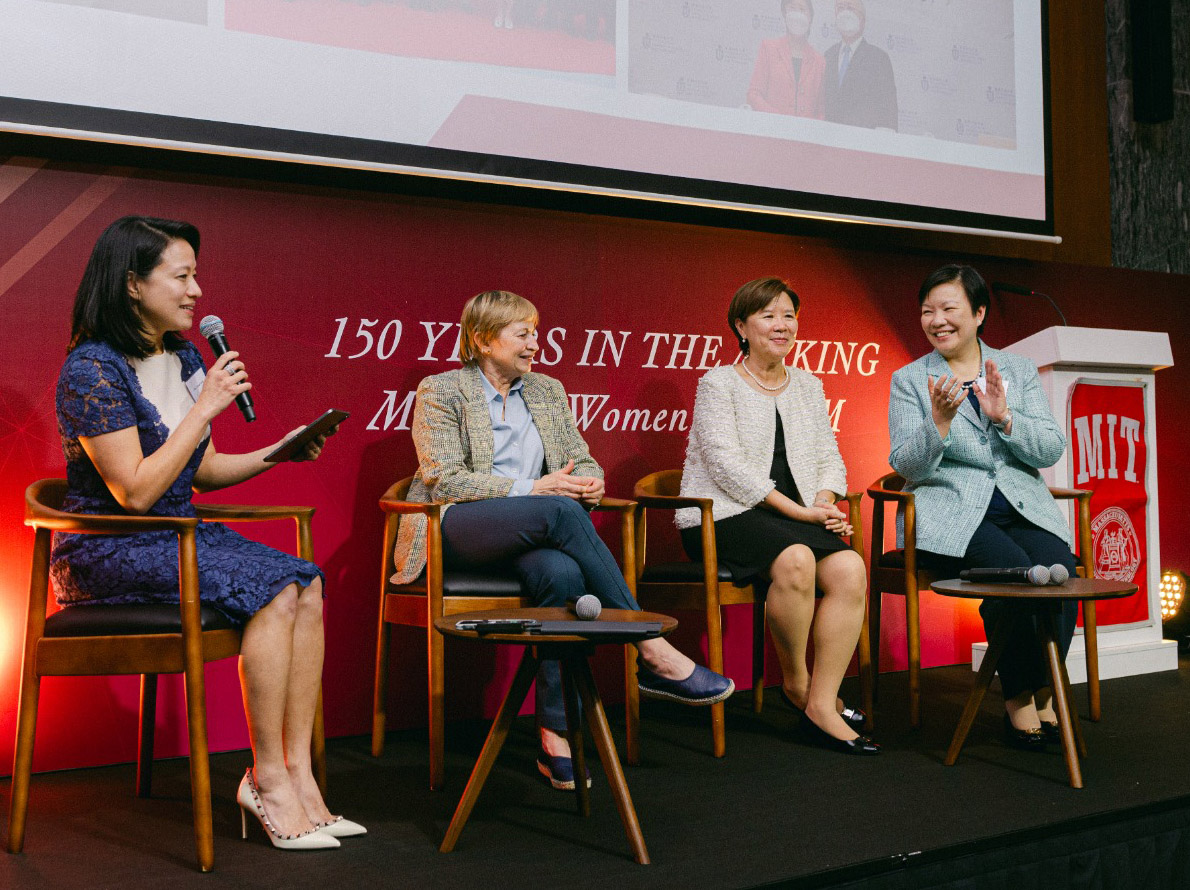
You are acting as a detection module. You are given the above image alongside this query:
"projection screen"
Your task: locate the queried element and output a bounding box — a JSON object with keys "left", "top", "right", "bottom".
{"left": 0, "top": 0, "right": 1054, "bottom": 240}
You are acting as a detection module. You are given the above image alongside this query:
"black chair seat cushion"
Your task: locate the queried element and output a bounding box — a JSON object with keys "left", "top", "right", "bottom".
{"left": 639, "top": 561, "right": 734, "bottom": 584}
{"left": 879, "top": 549, "right": 907, "bottom": 569}
{"left": 390, "top": 569, "right": 526, "bottom": 598}
{"left": 44, "top": 604, "right": 237, "bottom": 637}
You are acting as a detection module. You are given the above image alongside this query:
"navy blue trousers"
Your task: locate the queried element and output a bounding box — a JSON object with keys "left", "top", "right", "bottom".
{"left": 919, "top": 508, "right": 1078, "bottom": 699}
{"left": 441, "top": 496, "right": 640, "bottom": 731}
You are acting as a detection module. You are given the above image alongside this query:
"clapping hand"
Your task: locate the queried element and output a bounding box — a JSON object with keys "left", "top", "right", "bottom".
{"left": 974, "top": 359, "right": 1010, "bottom": 426}
{"left": 927, "top": 373, "right": 966, "bottom": 427}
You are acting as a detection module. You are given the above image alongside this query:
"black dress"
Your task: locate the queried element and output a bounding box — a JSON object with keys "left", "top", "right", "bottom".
{"left": 681, "top": 408, "right": 848, "bottom": 583}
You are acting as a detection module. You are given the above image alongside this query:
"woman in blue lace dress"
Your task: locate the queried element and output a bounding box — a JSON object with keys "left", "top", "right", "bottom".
{"left": 52, "top": 216, "right": 361, "bottom": 850}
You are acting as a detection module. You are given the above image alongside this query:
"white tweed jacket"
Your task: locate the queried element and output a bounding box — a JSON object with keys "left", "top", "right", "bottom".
{"left": 887, "top": 343, "right": 1072, "bottom": 557}
{"left": 676, "top": 364, "right": 847, "bottom": 529}
{"left": 391, "top": 364, "right": 602, "bottom": 584}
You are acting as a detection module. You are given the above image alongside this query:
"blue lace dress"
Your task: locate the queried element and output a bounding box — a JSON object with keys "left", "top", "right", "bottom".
{"left": 50, "top": 339, "right": 322, "bottom": 626}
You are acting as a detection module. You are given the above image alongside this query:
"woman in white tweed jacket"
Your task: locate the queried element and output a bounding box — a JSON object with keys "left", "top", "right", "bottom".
{"left": 679, "top": 277, "right": 877, "bottom": 755}
{"left": 396, "top": 291, "right": 733, "bottom": 790}
{"left": 888, "top": 264, "right": 1077, "bottom": 751}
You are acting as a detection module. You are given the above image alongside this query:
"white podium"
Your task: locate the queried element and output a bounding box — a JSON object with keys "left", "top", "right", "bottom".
{"left": 971, "top": 327, "right": 1179, "bottom": 682}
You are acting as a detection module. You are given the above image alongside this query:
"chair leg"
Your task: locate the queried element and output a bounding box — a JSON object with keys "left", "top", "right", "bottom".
{"left": 868, "top": 588, "right": 882, "bottom": 703}
{"left": 705, "top": 600, "right": 727, "bottom": 758}
{"left": 752, "top": 600, "right": 766, "bottom": 715}
{"left": 181, "top": 661, "right": 215, "bottom": 873}
{"left": 906, "top": 585, "right": 921, "bottom": 728}
{"left": 6, "top": 673, "right": 41, "bottom": 854}
{"left": 372, "top": 620, "right": 391, "bottom": 758}
{"left": 1083, "top": 601, "right": 1100, "bottom": 721}
{"left": 137, "top": 673, "right": 158, "bottom": 798}
{"left": 624, "top": 645, "right": 640, "bottom": 766}
{"left": 428, "top": 621, "right": 446, "bottom": 791}
{"left": 857, "top": 590, "right": 875, "bottom": 727}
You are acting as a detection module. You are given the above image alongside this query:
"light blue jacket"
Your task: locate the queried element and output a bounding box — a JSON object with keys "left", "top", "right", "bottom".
{"left": 887, "top": 343, "right": 1072, "bottom": 557}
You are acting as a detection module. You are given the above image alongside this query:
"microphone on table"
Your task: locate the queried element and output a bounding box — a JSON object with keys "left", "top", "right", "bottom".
{"left": 199, "top": 315, "right": 256, "bottom": 422}
{"left": 567, "top": 594, "right": 602, "bottom": 620}
{"left": 960, "top": 565, "right": 1051, "bottom": 585}
{"left": 1047, "top": 564, "right": 1070, "bottom": 585}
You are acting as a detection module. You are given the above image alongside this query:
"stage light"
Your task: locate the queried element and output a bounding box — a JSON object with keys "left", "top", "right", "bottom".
{"left": 1160, "top": 569, "right": 1185, "bottom": 620}
{"left": 1159, "top": 568, "right": 1190, "bottom": 649}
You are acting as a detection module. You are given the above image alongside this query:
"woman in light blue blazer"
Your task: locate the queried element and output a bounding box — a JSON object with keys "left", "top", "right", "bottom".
{"left": 888, "top": 265, "right": 1078, "bottom": 751}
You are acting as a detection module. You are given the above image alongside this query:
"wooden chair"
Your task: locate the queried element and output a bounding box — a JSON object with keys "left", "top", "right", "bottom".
{"left": 372, "top": 477, "right": 639, "bottom": 791}
{"left": 867, "top": 471, "right": 1098, "bottom": 728}
{"left": 7, "top": 479, "right": 327, "bottom": 873}
{"left": 630, "top": 470, "right": 875, "bottom": 759}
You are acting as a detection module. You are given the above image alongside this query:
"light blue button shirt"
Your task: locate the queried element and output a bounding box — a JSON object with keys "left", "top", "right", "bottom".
{"left": 479, "top": 373, "right": 545, "bottom": 497}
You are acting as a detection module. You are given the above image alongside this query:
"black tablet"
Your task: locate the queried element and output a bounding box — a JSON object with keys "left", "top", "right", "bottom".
{"left": 263, "top": 409, "right": 348, "bottom": 463}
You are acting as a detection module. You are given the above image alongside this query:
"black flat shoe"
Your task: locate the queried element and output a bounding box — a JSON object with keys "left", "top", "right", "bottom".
{"left": 778, "top": 688, "right": 867, "bottom": 732}
{"left": 798, "top": 711, "right": 880, "bottom": 755}
{"left": 1040, "top": 720, "right": 1061, "bottom": 742}
{"left": 1003, "top": 714, "right": 1047, "bottom": 752}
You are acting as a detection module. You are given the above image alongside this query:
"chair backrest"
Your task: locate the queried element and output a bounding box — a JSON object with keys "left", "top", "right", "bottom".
{"left": 379, "top": 476, "right": 416, "bottom": 581}
{"left": 874, "top": 471, "right": 906, "bottom": 493}
{"left": 634, "top": 468, "right": 682, "bottom": 498}
{"left": 27, "top": 478, "right": 68, "bottom": 515}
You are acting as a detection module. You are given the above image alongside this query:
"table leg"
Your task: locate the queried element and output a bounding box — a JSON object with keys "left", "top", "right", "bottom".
{"left": 1083, "top": 600, "right": 1100, "bottom": 721}
{"left": 559, "top": 659, "right": 591, "bottom": 817}
{"left": 945, "top": 614, "right": 1014, "bottom": 766}
{"left": 1051, "top": 623, "right": 1088, "bottom": 758}
{"left": 1043, "top": 610, "right": 1084, "bottom": 789}
{"left": 440, "top": 648, "right": 540, "bottom": 853}
{"left": 572, "top": 656, "right": 650, "bottom": 865}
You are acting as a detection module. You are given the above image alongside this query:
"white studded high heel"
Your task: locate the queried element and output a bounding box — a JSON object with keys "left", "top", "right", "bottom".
{"left": 237, "top": 769, "right": 340, "bottom": 850}
{"left": 317, "top": 815, "right": 368, "bottom": 838}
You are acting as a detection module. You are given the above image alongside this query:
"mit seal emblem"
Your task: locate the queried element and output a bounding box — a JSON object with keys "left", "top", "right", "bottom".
{"left": 1092, "top": 506, "right": 1141, "bottom": 582}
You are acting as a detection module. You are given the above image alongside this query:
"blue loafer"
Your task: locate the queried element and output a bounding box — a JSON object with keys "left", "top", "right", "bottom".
{"left": 536, "top": 751, "right": 592, "bottom": 791}
{"left": 637, "top": 663, "right": 735, "bottom": 706}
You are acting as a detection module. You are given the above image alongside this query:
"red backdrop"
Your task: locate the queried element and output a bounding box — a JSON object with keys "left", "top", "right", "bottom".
{"left": 0, "top": 157, "right": 1186, "bottom": 775}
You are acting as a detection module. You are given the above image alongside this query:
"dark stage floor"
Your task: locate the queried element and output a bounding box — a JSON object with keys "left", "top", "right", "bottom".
{"left": 3, "top": 657, "right": 1189, "bottom": 889}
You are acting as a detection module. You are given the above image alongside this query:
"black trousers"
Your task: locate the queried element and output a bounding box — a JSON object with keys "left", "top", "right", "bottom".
{"left": 919, "top": 511, "right": 1078, "bottom": 699}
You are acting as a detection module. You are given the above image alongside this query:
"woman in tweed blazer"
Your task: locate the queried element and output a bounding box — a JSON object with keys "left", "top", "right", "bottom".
{"left": 888, "top": 264, "right": 1077, "bottom": 750}
{"left": 679, "top": 278, "right": 878, "bottom": 755}
{"left": 395, "top": 291, "right": 733, "bottom": 790}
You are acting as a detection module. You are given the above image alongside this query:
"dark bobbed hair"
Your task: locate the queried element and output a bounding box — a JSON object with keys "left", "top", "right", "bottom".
{"left": 782, "top": 0, "right": 813, "bottom": 20}
{"left": 728, "top": 277, "right": 801, "bottom": 355}
{"left": 68, "top": 215, "right": 201, "bottom": 357}
{"left": 917, "top": 264, "right": 990, "bottom": 335}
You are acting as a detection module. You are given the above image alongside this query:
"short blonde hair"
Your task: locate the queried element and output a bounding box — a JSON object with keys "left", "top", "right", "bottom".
{"left": 458, "top": 290, "right": 539, "bottom": 364}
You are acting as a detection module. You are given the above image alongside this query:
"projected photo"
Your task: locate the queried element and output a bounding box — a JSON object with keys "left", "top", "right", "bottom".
{"left": 629, "top": 0, "right": 1016, "bottom": 148}
{"left": 37, "top": 0, "right": 206, "bottom": 23}
{"left": 227, "top": 0, "right": 616, "bottom": 75}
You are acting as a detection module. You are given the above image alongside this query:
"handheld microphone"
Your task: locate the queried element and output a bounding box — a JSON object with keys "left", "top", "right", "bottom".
{"left": 1047, "top": 564, "right": 1070, "bottom": 585}
{"left": 567, "top": 594, "right": 602, "bottom": 621}
{"left": 198, "top": 315, "right": 256, "bottom": 422}
{"left": 960, "top": 565, "right": 1051, "bottom": 585}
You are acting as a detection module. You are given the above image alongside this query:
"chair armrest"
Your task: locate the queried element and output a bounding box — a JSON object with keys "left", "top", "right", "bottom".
{"left": 1048, "top": 487, "right": 1090, "bottom": 501}
{"left": 194, "top": 504, "right": 315, "bottom": 522}
{"left": 866, "top": 484, "right": 913, "bottom": 504}
{"left": 594, "top": 497, "right": 637, "bottom": 516}
{"left": 378, "top": 497, "right": 442, "bottom": 519}
{"left": 631, "top": 491, "right": 712, "bottom": 511}
{"left": 25, "top": 498, "right": 198, "bottom": 535}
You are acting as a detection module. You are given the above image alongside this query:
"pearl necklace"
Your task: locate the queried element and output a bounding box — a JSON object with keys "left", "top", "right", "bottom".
{"left": 740, "top": 357, "right": 789, "bottom": 392}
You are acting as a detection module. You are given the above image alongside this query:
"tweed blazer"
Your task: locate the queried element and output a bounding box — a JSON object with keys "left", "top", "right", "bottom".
{"left": 676, "top": 364, "right": 847, "bottom": 529}
{"left": 390, "top": 364, "right": 602, "bottom": 584}
{"left": 887, "top": 343, "right": 1072, "bottom": 557}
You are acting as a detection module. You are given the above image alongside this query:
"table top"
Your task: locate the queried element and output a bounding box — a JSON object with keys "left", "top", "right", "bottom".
{"left": 930, "top": 577, "right": 1138, "bottom": 601}
{"left": 434, "top": 608, "right": 678, "bottom": 644}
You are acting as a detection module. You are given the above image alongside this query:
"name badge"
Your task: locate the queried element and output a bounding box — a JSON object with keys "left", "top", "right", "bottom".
{"left": 185, "top": 368, "right": 205, "bottom": 403}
